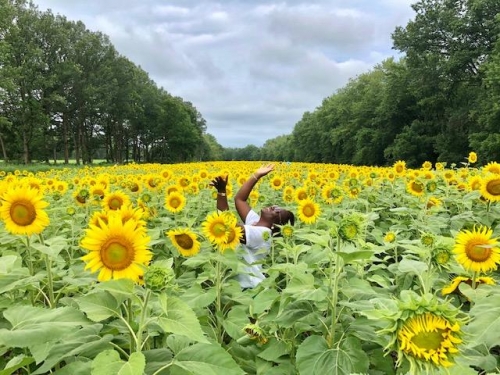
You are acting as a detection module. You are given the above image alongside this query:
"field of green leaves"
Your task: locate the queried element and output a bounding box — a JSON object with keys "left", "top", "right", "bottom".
{"left": 0, "top": 156, "right": 499, "bottom": 375}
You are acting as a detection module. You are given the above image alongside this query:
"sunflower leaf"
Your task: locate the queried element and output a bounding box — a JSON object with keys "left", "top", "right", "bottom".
{"left": 464, "top": 286, "right": 500, "bottom": 349}
{"left": 171, "top": 343, "right": 245, "bottom": 375}
{"left": 296, "top": 335, "right": 369, "bottom": 375}
{"left": 75, "top": 291, "right": 121, "bottom": 322}
{"left": 90, "top": 350, "right": 145, "bottom": 375}
{"left": 154, "top": 294, "right": 209, "bottom": 343}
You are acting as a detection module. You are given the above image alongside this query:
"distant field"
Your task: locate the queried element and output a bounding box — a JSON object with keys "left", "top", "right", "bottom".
{"left": 0, "top": 159, "right": 109, "bottom": 173}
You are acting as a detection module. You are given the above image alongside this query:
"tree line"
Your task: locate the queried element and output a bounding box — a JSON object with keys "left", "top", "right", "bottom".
{"left": 230, "top": 0, "right": 500, "bottom": 167}
{"left": 0, "top": 0, "right": 224, "bottom": 164}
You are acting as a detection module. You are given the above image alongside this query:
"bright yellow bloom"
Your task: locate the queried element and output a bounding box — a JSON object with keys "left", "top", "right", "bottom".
{"left": 483, "top": 161, "right": 500, "bottom": 175}
{"left": 393, "top": 160, "right": 406, "bottom": 176}
{"left": 0, "top": 186, "right": 50, "bottom": 235}
{"left": 164, "top": 191, "right": 186, "bottom": 213}
{"left": 102, "top": 190, "right": 131, "bottom": 211}
{"left": 453, "top": 226, "right": 500, "bottom": 273}
{"left": 297, "top": 198, "right": 321, "bottom": 224}
{"left": 467, "top": 152, "right": 477, "bottom": 164}
{"left": 80, "top": 215, "right": 152, "bottom": 283}
{"left": 442, "top": 276, "right": 495, "bottom": 296}
{"left": 406, "top": 180, "right": 425, "bottom": 197}
{"left": 167, "top": 228, "right": 201, "bottom": 257}
{"left": 480, "top": 174, "right": 500, "bottom": 202}
{"left": 201, "top": 211, "right": 230, "bottom": 245}
{"left": 398, "top": 313, "right": 461, "bottom": 368}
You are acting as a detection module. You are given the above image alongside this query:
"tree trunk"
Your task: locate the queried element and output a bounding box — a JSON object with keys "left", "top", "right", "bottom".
{"left": 0, "top": 135, "right": 8, "bottom": 162}
{"left": 62, "top": 114, "right": 69, "bottom": 164}
{"left": 22, "top": 129, "right": 30, "bottom": 164}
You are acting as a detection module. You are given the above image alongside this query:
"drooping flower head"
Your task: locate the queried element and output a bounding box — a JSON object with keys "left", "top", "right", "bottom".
{"left": 369, "top": 291, "right": 464, "bottom": 373}
{"left": 453, "top": 225, "right": 500, "bottom": 273}
{"left": 0, "top": 185, "right": 50, "bottom": 235}
{"left": 442, "top": 275, "right": 495, "bottom": 296}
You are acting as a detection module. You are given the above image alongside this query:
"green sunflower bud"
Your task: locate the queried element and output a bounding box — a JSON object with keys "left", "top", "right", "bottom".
{"left": 144, "top": 260, "right": 175, "bottom": 293}
{"left": 338, "top": 214, "right": 365, "bottom": 242}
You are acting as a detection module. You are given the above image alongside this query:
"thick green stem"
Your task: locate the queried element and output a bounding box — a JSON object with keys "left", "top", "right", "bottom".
{"left": 215, "top": 258, "right": 223, "bottom": 344}
{"left": 329, "top": 236, "right": 343, "bottom": 348}
{"left": 39, "top": 235, "right": 55, "bottom": 308}
{"left": 136, "top": 289, "right": 151, "bottom": 353}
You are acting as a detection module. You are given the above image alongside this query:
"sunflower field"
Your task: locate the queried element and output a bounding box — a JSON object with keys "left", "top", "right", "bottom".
{"left": 1, "top": 156, "right": 500, "bottom": 375}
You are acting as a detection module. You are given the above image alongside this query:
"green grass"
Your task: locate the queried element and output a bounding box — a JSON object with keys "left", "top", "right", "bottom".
{"left": 0, "top": 160, "right": 110, "bottom": 174}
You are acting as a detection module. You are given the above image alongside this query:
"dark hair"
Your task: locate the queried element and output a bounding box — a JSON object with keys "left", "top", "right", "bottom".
{"left": 272, "top": 209, "right": 295, "bottom": 236}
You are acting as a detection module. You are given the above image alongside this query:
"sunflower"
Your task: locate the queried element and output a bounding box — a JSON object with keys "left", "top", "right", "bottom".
{"left": 164, "top": 191, "right": 186, "bottom": 214}
{"left": 480, "top": 174, "right": 500, "bottom": 202}
{"left": 338, "top": 214, "right": 364, "bottom": 242}
{"left": 80, "top": 215, "right": 152, "bottom": 283}
{"left": 398, "top": 312, "right": 461, "bottom": 368}
{"left": 0, "top": 186, "right": 50, "bottom": 235}
{"left": 406, "top": 180, "right": 425, "bottom": 197}
{"left": 282, "top": 186, "right": 295, "bottom": 203}
{"left": 426, "top": 196, "right": 441, "bottom": 209}
{"left": 483, "top": 161, "right": 500, "bottom": 175}
{"left": 421, "top": 161, "right": 432, "bottom": 171}
{"left": 442, "top": 275, "right": 495, "bottom": 296}
{"left": 468, "top": 175, "right": 482, "bottom": 191}
{"left": 270, "top": 175, "right": 284, "bottom": 190}
{"left": 201, "top": 211, "right": 230, "bottom": 245}
{"left": 393, "top": 160, "right": 406, "bottom": 176}
{"left": 167, "top": 228, "right": 201, "bottom": 257}
{"left": 218, "top": 224, "right": 243, "bottom": 253}
{"left": 73, "top": 189, "right": 89, "bottom": 207}
{"left": 281, "top": 223, "right": 294, "bottom": 238}
{"left": 102, "top": 190, "right": 131, "bottom": 211}
{"left": 384, "top": 231, "right": 396, "bottom": 243}
{"left": 294, "top": 187, "right": 309, "bottom": 203}
{"left": 467, "top": 152, "right": 477, "bottom": 164}
{"left": 453, "top": 226, "right": 500, "bottom": 273}
{"left": 297, "top": 198, "right": 321, "bottom": 224}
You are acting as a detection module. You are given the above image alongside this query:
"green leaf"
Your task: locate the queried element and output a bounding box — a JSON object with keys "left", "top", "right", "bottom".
{"left": 171, "top": 343, "right": 245, "bottom": 375}
{"left": 30, "top": 236, "right": 67, "bottom": 259}
{"left": 0, "top": 306, "right": 89, "bottom": 349}
{"left": 251, "top": 288, "right": 280, "bottom": 314}
{"left": 257, "top": 339, "right": 290, "bottom": 362}
{"left": 75, "top": 291, "right": 121, "bottom": 322}
{"left": 95, "top": 279, "right": 135, "bottom": 304}
{"left": 296, "top": 335, "right": 369, "bottom": 375}
{"left": 52, "top": 361, "right": 92, "bottom": 375}
{"left": 464, "top": 288, "right": 500, "bottom": 349}
{"left": 155, "top": 294, "right": 208, "bottom": 343}
{"left": 335, "top": 250, "right": 373, "bottom": 264}
{"left": 0, "top": 255, "right": 40, "bottom": 294}
{"left": 222, "top": 305, "right": 248, "bottom": 340}
{"left": 0, "top": 355, "right": 35, "bottom": 375}
{"left": 32, "top": 324, "right": 113, "bottom": 374}
{"left": 275, "top": 300, "right": 315, "bottom": 328}
{"left": 91, "top": 350, "right": 145, "bottom": 375}
{"left": 180, "top": 284, "right": 217, "bottom": 309}
{"left": 397, "top": 258, "right": 428, "bottom": 275}
{"left": 143, "top": 349, "right": 173, "bottom": 375}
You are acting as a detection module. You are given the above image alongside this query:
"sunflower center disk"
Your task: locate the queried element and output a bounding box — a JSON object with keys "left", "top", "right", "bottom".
{"left": 487, "top": 180, "right": 500, "bottom": 195}
{"left": 303, "top": 206, "right": 314, "bottom": 217}
{"left": 101, "top": 240, "right": 134, "bottom": 270}
{"left": 109, "top": 198, "right": 122, "bottom": 210}
{"left": 175, "top": 234, "right": 194, "bottom": 250}
{"left": 212, "top": 223, "right": 226, "bottom": 237}
{"left": 467, "top": 242, "right": 492, "bottom": 262}
{"left": 411, "top": 330, "right": 444, "bottom": 351}
{"left": 170, "top": 199, "right": 180, "bottom": 208}
{"left": 10, "top": 201, "right": 36, "bottom": 226}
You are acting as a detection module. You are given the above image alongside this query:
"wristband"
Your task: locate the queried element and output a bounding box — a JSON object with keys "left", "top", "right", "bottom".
{"left": 252, "top": 173, "right": 259, "bottom": 181}
{"left": 217, "top": 192, "right": 226, "bottom": 196}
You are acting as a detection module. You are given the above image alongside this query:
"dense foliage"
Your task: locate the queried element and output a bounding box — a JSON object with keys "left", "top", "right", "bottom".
{"left": 1, "top": 158, "right": 500, "bottom": 374}
{"left": 0, "top": 0, "right": 216, "bottom": 164}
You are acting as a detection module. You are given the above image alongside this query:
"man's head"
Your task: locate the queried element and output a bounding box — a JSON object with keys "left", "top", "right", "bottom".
{"left": 261, "top": 205, "right": 295, "bottom": 234}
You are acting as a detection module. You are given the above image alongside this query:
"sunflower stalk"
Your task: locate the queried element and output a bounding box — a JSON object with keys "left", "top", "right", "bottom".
{"left": 215, "top": 256, "right": 224, "bottom": 344}
{"left": 136, "top": 289, "right": 151, "bottom": 353}
{"left": 328, "top": 235, "right": 343, "bottom": 348}
{"left": 39, "top": 234, "right": 55, "bottom": 308}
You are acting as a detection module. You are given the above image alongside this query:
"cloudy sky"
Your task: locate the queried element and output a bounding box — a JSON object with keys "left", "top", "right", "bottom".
{"left": 33, "top": 0, "right": 415, "bottom": 148}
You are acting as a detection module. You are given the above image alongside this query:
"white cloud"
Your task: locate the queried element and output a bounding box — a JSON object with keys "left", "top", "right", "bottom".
{"left": 33, "top": 0, "right": 416, "bottom": 147}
